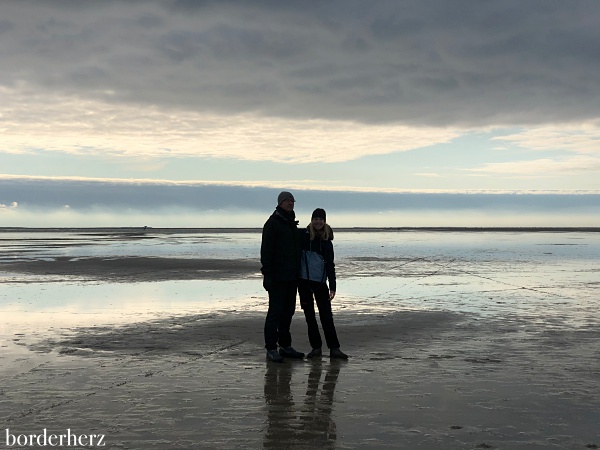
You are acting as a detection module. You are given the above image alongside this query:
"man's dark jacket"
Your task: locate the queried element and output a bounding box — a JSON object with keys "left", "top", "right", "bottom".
{"left": 260, "top": 207, "right": 301, "bottom": 285}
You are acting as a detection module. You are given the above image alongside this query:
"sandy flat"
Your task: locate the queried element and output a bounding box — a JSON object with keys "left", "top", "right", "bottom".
{"left": 1, "top": 231, "right": 599, "bottom": 449}
{"left": 2, "top": 307, "right": 599, "bottom": 449}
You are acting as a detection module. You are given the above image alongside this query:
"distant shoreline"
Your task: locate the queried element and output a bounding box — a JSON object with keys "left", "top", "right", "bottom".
{"left": 1, "top": 226, "right": 599, "bottom": 233}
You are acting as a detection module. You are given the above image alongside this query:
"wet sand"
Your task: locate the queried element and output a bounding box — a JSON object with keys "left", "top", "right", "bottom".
{"left": 1, "top": 231, "right": 600, "bottom": 449}
{"left": 3, "top": 308, "right": 599, "bottom": 449}
{"left": 4, "top": 257, "right": 259, "bottom": 282}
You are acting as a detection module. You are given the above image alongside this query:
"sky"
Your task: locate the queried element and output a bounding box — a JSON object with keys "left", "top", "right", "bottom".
{"left": 1, "top": 0, "right": 599, "bottom": 227}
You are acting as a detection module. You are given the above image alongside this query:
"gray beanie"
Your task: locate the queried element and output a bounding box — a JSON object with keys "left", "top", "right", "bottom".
{"left": 277, "top": 191, "right": 295, "bottom": 205}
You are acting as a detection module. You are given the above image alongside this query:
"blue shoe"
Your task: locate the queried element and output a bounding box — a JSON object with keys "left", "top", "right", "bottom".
{"left": 266, "top": 349, "right": 284, "bottom": 363}
{"left": 279, "top": 346, "right": 305, "bottom": 359}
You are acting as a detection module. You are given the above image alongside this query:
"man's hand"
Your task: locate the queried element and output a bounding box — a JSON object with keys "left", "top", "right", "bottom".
{"left": 263, "top": 275, "right": 273, "bottom": 292}
{"left": 329, "top": 290, "right": 336, "bottom": 300}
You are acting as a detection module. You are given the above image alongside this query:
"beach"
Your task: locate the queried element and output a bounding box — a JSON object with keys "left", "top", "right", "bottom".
{"left": 1, "top": 229, "right": 599, "bottom": 449}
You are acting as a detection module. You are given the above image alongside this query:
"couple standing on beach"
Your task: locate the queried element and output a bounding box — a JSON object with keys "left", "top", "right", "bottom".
{"left": 260, "top": 191, "right": 348, "bottom": 363}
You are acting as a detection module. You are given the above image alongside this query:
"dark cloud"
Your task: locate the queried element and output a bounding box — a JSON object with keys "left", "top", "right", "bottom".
{"left": 2, "top": 178, "right": 599, "bottom": 215}
{"left": 0, "top": 19, "right": 14, "bottom": 34}
{"left": 0, "top": 1, "right": 599, "bottom": 126}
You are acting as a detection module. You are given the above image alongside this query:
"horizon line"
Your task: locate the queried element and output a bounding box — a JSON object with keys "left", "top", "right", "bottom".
{"left": 2, "top": 226, "right": 600, "bottom": 233}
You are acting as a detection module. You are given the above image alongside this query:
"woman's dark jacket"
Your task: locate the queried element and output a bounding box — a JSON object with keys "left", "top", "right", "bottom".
{"left": 260, "top": 206, "right": 301, "bottom": 283}
{"left": 299, "top": 225, "right": 336, "bottom": 292}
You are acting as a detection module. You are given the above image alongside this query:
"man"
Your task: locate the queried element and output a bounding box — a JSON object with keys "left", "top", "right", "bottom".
{"left": 261, "top": 191, "right": 305, "bottom": 362}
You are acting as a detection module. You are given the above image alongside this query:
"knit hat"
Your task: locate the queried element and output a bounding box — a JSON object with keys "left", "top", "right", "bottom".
{"left": 311, "top": 208, "right": 326, "bottom": 221}
{"left": 277, "top": 191, "right": 295, "bottom": 205}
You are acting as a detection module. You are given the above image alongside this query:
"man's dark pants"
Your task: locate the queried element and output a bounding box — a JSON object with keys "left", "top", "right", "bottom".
{"left": 264, "top": 280, "right": 298, "bottom": 350}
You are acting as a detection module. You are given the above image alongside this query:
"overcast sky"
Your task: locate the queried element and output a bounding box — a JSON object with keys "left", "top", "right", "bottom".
{"left": 1, "top": 1, "right": 599, "bottom": 227}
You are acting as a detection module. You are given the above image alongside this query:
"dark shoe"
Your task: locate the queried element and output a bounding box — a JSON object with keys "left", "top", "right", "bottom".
{"left": 279, "top": 346, "right": 305, "bottom": 359}
{"left": 330, "top": 348, "right": 348, "bottom": 359}
{"left": 306, "top": 348, "right": 322, "bottom": 358}
{"left": 266, "top": 349, "right": 284, "bottom": 363}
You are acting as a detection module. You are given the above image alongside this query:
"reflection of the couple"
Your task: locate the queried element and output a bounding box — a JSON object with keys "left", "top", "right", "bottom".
{"left": 263, "top": 360, "right": 342, "bottom": 449}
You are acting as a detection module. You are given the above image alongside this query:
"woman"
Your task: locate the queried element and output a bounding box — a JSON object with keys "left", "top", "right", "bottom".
{"left": 299, "top": 208, "right": 348, "bottom": 359}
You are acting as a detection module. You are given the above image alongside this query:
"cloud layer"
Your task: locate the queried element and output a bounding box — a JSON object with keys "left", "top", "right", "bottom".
{"left": 2, "top": 176, "right": 599, "bottom": 214}
{"left": 1, "top": 1, "right": 599, "bottom": 192}
{"left": 0, "top": 84, "right": 460, "bottom": 163}
{"left": 1, "top": 1, "right": 599, "bottom": 127}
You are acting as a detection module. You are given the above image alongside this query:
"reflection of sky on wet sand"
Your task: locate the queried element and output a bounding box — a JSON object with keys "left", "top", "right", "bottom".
{"left": 340, "top": 255, "right": 599, "bottom": 326}
{"left": 0, "top": 230, "right": 261, "bottom": 262}
{"left": 337, "top": 230, "right": 600, "bottom": 328}
{"left": 3, "top": 229, "right": 598, "bottom": 263}
{"left": 1, "top": 230, "right": 598, "bottom": 334}
{"left": 0, "top": 279, "right": 266, "bottom": 331}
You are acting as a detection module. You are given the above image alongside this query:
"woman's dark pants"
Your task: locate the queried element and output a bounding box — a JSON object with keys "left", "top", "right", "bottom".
{"left": 298, "top": 279, "right": 340, "bottom": 350}
{"left": 264, "top": 280, "right": 298, "bottom": 350}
